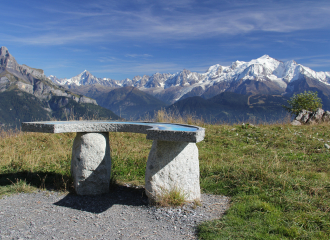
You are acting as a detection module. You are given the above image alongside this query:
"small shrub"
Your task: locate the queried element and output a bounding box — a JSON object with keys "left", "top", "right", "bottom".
{"left": 283, "top": 91, "right": 322, "bottom": 116}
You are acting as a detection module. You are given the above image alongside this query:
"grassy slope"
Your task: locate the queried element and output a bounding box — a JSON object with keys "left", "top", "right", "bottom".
{"left": 198, "top": 124, "right": 330, "bottom": 239}
{"left": 167, "top": 92, "right": 289, "bottom": 124}
{"left": 0, "top": 122, "right": 330, "bottom": 239}
{"left": 0, "top": 90, "right": 51, "bottom": 127}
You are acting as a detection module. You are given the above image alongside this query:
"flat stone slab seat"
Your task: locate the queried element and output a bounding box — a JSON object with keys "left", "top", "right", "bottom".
{"left": 22, "top": 121, "right": 205, "bottom": 202}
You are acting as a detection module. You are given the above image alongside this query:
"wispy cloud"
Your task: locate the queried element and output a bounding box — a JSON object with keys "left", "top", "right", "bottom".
{"left": 299, "top": 58, "right": 330, "bottom": 70}
{"left": 2, "top": 0, "right": 330, "bottom": 79}
{"left": 276, "top": 54, "right": 330, "bottom": 71}
{"left": 305, "top": 60, "right": 330, "bottom": 69}
{"left": 98, "top": 56, "right": 118, "bottom": 63}
{"left": 125, "top": 54, "right": 153, "bottom": 58}
{"left": 3, "top": 32, "right": 105, "bottom": 45}
{"left": 280, "top": 54, "right": 330, "bottom": 62}
{"left": 93, "top": 62, "right": 184, "bottom": 78}
{"left": 3, "top": 0, "right": 330, "bottom": 45}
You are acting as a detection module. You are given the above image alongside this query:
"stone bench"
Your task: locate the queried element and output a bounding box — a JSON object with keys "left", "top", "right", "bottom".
{"left": 21, "top": 121, "right": 205, "bottom": 202}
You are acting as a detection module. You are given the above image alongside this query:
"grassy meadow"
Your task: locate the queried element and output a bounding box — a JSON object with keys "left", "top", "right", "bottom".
{"left": 0, "top": 116, "right": 330, "bottom": 239}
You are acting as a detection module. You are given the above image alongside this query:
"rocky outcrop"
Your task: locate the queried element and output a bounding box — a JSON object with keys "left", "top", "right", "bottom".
{"left": 0, "top": 46, "right": 98, "bottom": 106}
{"left": 291, "top": 108, "right": 330, "bottom": 125}
{"left": 78, "top": 96, "right": 97, "bottom": 105}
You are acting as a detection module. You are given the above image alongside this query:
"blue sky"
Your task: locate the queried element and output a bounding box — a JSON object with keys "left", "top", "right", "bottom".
{"left": 1, "top": 0, "right": 330, "bottom": 80}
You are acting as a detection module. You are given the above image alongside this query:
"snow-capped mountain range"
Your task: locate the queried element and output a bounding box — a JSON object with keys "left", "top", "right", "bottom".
{"left": 49, "top": 55, "right": 330, "bottom": 104}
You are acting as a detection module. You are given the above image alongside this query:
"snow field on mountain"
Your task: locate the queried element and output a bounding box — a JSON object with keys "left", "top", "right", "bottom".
{"left": 50, "top": 55, "right": 330, "bottom": 89}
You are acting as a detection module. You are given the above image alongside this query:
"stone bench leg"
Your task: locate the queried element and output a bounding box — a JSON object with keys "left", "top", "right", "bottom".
{"left": 71, "top": 132, "right": 111, "bottom": 195}
{"left": 145, "top": 140, "right": 201, "bottom": 202}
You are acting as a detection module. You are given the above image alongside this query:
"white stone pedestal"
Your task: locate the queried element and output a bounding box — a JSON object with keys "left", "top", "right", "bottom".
{"left": 71, "top": 132, "right": 111, "bottom": 195}
{"left": 145, "top": 140, "right": 201, "bottom": 202}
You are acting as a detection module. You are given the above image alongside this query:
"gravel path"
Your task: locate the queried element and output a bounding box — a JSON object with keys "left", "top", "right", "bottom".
{"left": 0, "top": 186, "right": 230, "bottom": 240}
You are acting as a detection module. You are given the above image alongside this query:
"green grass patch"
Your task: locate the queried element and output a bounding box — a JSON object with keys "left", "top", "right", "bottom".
{"left": 1, "top": 122, "right": 330, "bottom": 238}
{"left": 198, "top": 123, "right": 330, "bottom": 239}
{"left": 153, "top": 187, "right": 187, "bottom": 207}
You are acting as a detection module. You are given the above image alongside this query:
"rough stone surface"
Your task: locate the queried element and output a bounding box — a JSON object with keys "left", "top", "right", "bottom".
{"left": 22, "top": 121, "right": 205, "bottom": 143}
{"left": 78, "top": 96, "right": 98, "bottom": 105}
{"left": 295, "top": 110, "right": 311, "bottom": 122}
{"left": 291, "top": 120, "right": 302, "bottom": 126}
{"left": 308, "top": 108, "right": 325, "bottom": 124}
{"left": 146, "top": 128, "right": 205, "bottom": 143}
{"left": 71, "top": 132, "right": 111, "bottom": 195}
{"left": 145, "top": 140, "right": 201, "bottom": 202}
{"left": 292, "top": 108, "right": 330, "bottom": 125}
{"left": 301, "top": 111, "right": 312, "bottom": 123}
{"left": 323, "top": 111, "right": 330, "bottom": 122}
{"left": 314, "top": 108, "right": 325, "bottom": 121}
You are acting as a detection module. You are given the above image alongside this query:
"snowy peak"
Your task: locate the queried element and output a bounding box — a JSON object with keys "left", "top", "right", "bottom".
{"left": 49, "top": 55, "right": 330, "bottom": 104}
{"left": 164, "top": 69, "right": 199, "bottom": 88}
{"left": 71, "top": 70, "right": 97, "bottom": 85}
{"left": 204, "top": 55, "right": 330, "bottom": 85}
{"left": 144, "top": 72, "right": 173, "bottom": 88}
{"left": 52, "top": 54, "right": 330, "bottom": 89}
{"left": 52, "top": 70, "right": 120, "bottom": 87}
{"left": 259, "top": 54, "right": 271, "bottom": 59}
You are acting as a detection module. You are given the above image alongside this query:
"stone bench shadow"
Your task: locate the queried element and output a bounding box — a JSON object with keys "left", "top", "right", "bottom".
{"left": 54, "top": 185, "right": 148, "bottom": 214}
{"left": 0, "top": 171, "right": 72, "bottom": 191}
{"left": 1, "top": 172, "right": 148, "bottom": 213}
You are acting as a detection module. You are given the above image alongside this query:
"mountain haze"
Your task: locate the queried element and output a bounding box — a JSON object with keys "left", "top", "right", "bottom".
{"left": 93, "top": 86, "right": 167, "bottom": 120}
{"left": 165, "top": 92, "right": 289, "bottom": 123}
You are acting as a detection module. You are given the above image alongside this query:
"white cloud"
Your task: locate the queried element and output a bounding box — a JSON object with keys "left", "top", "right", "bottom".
{"left": 93, "top": 62, "right": 183, "bottom": 77}
{"left": 3, "top": 0, "right": 330, "bottom": 45}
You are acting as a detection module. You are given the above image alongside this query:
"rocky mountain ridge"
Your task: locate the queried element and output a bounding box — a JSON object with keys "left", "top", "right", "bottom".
{"left": 0, "top": 46, "right": 120, "bottom": 128}
{"left": 50, "top": 55, "right": 330, "bottom": 104}
{"left": 0, "top": 46, "right": 97, "bottom": 105}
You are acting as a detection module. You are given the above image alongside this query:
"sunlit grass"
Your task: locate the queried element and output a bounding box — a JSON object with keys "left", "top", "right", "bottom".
{"left": 198, "top": 123, "right": 330, "bottom": 239}
{"left": 153, "top": 186, "right": 187, "bottom": 207}
{"left": 1, "top": 116, "right": 330, "bottom": 238}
